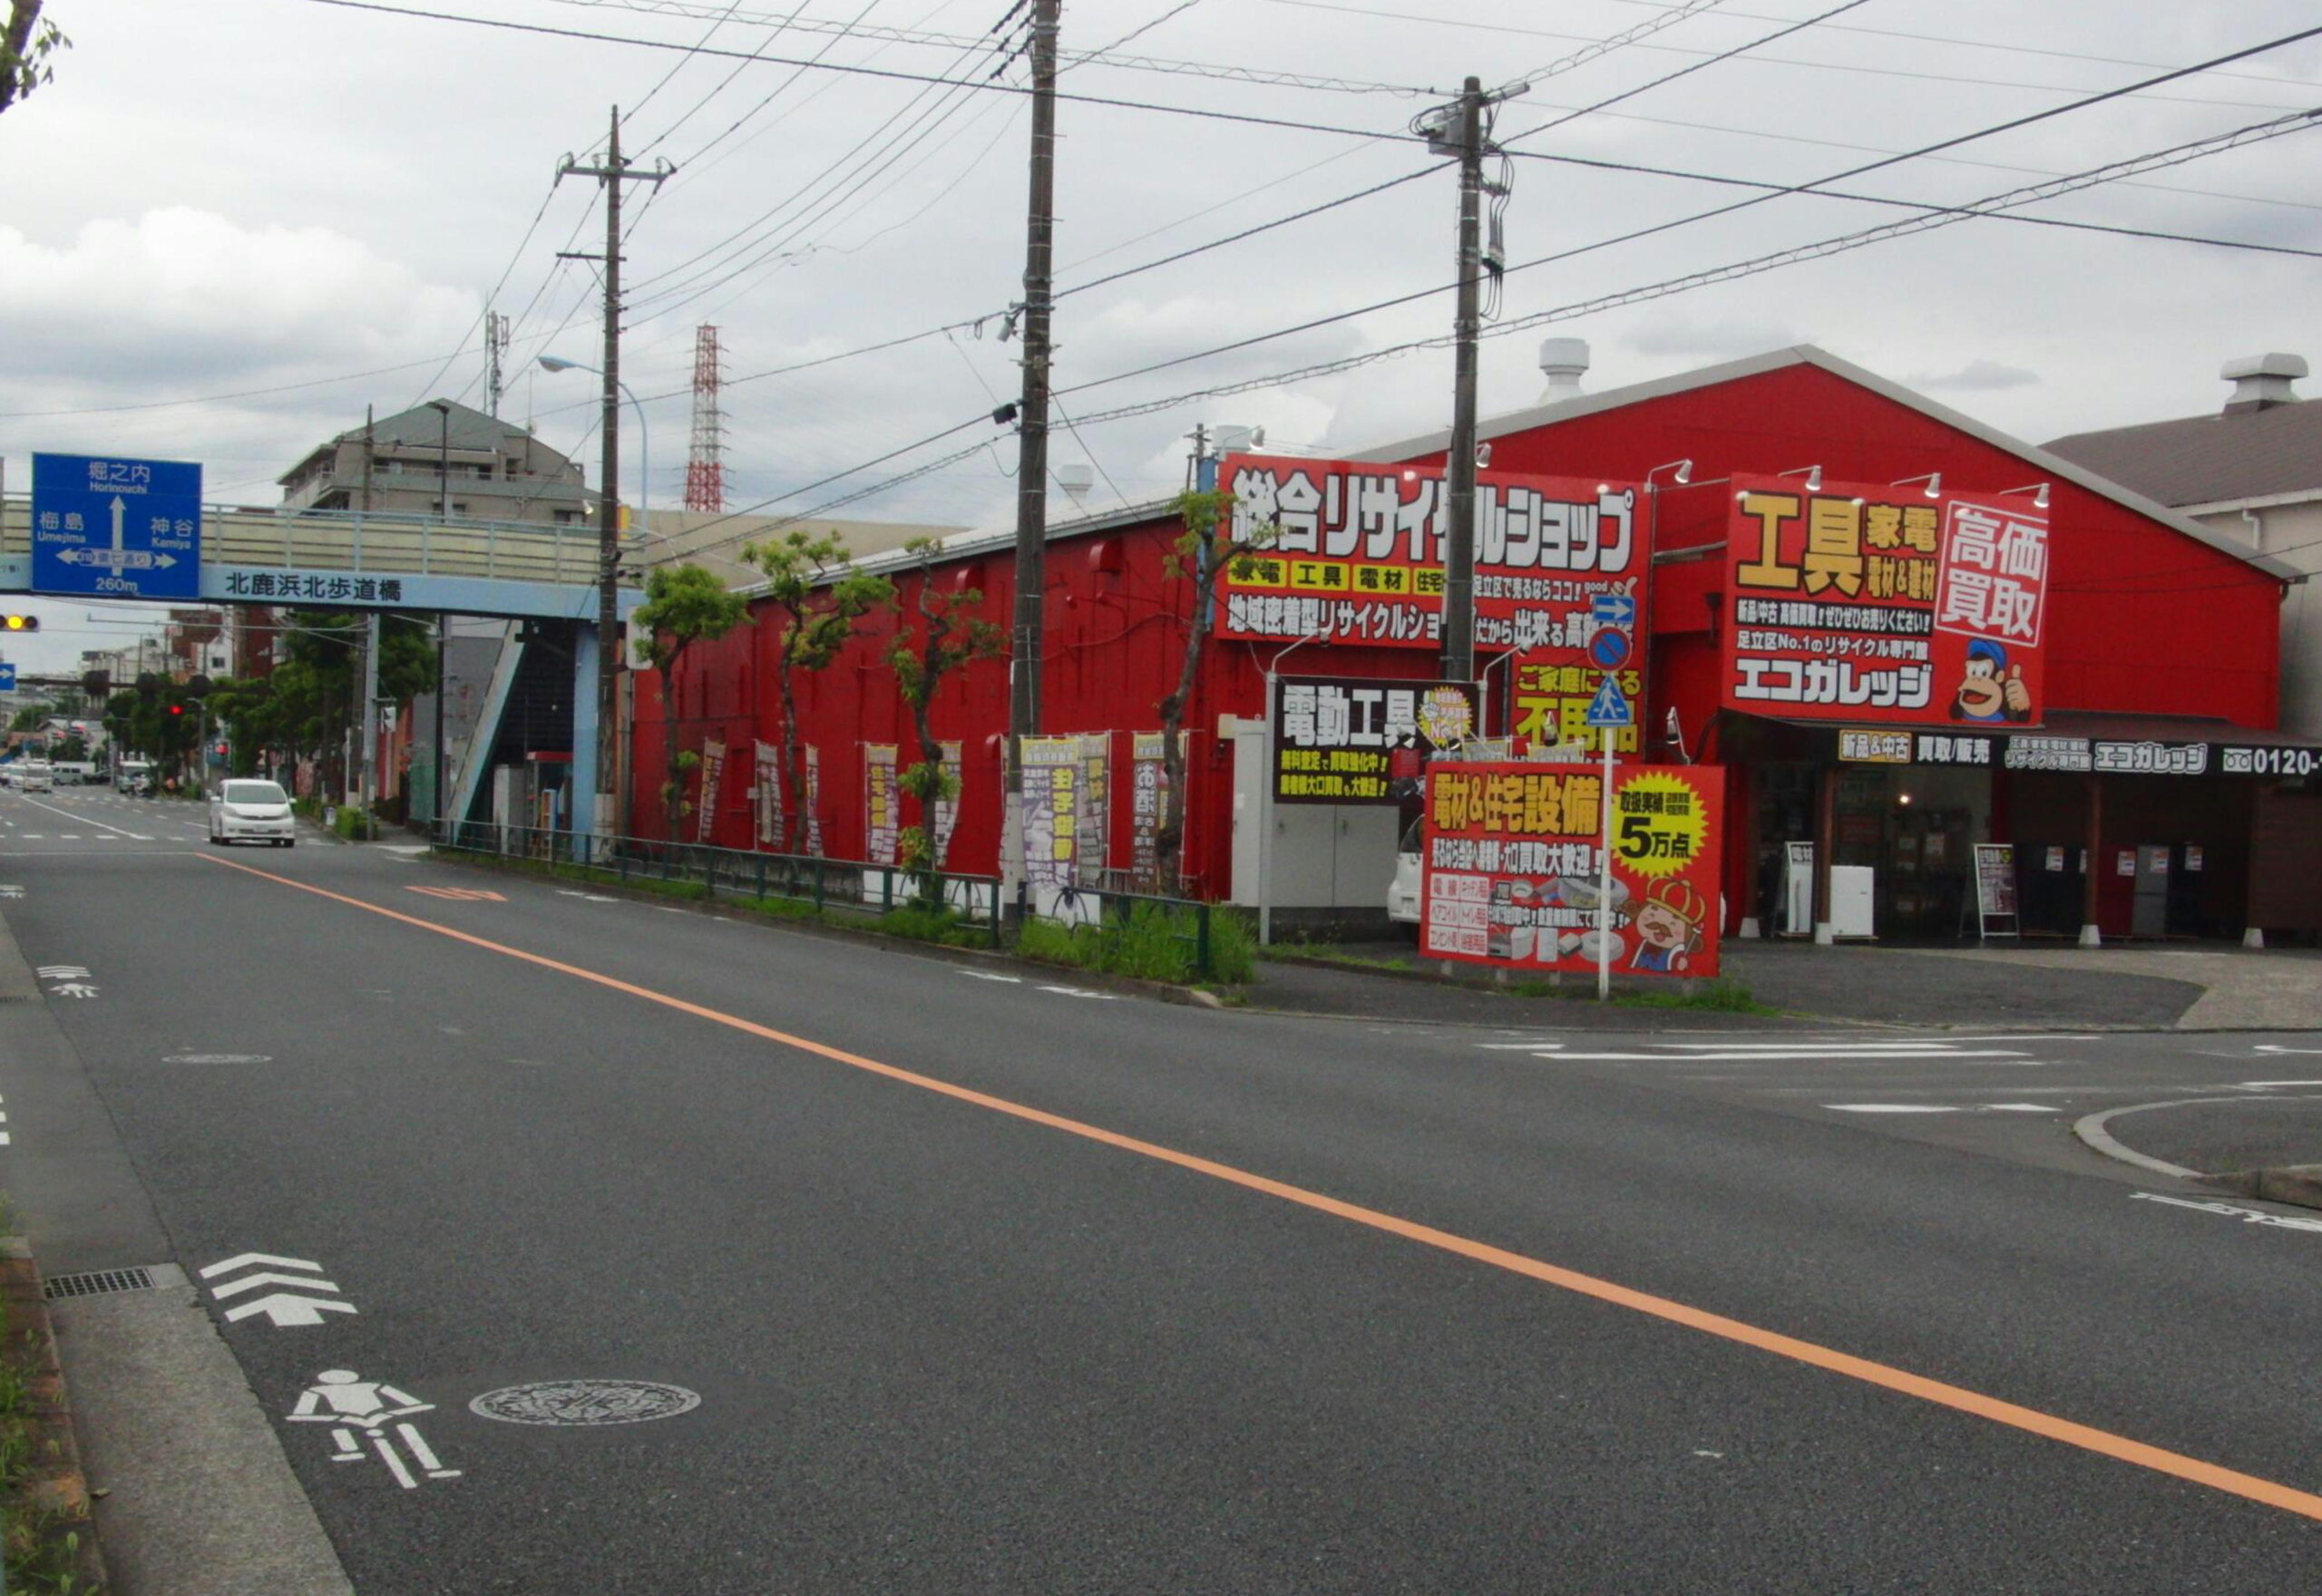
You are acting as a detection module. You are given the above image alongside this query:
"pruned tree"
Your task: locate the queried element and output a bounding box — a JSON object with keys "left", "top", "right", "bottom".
{"left": 629, "top": 563, "right": 747, "bottom": 839}
{"left": 886, "top": 536, "right": 1001, "bottom": 887}
{"left": 740, "top": 530, "right": 891, "bottom": 853}
{"left": 1153, "top": 486, "right": 1277, "bottom": 892}
{"left": 1, "top": 1, "right": 69, "bottom": 115}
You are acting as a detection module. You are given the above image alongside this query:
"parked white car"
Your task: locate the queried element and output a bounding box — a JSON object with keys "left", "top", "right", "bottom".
{"left": 209, "top": 779, "right": 296, "bottom": 847}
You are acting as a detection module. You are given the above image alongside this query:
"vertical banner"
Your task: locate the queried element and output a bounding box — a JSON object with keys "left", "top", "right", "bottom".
{"left": 1130, "top": 732, "right": 1166, "bottom": 884}
{"left": 753, "top": 739, "right": 783, "bottom": 849}
{"left": 1020, "top": 735, "right": 1082, "bottom": 897}
{"left": 933, "top": 740, "right": 963, "bottom": 867}
{"left": 863, "top": 744, "right": 899, "bottom": 866}
{"left": 696, "top": 738, "right": 727, "bottom": 844}
{"left": 1421, "top": 762, "right": 1723, "bottom": 978}
{"left": 1723, "top": 477, "right": 2049, "bottom": 725}
{"left": 804, "top": 744, "right": 824, "bottom": 856}
{"left": 1078, "top": 732, "right": 1111, "bottom": 884}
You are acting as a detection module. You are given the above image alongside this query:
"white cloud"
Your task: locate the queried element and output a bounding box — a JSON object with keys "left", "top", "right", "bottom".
{"left": 1907, "top": 358, "right": 2041, "bottom": 393}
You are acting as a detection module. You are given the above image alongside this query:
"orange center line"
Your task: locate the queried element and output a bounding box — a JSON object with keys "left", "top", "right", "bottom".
{"left": 199, "top": 851, "right": 2322, "bottom": 1524}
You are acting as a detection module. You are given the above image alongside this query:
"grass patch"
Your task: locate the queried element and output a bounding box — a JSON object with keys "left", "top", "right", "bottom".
{"left": 1017, "top": 903, "right": 1253, "bottom": 986}
{"left": 1263, "top": 946, "right": 1416, "bottom": 973}
{"left": 1615, "top": 977, "right": 1773, "bottom": 1014}
{"left": 0, "top": 1221, "right": 98, "bottom": 1591}
{"left": 873, "top": 903, "right": 989, "bottom": 948}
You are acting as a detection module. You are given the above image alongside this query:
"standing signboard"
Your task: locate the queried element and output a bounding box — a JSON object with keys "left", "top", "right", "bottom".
{"left": 1972, "top": 842, "right": 2019, "bottom": 940}
{"left": 1272, "top": 676, "right": 1478, "bottom": 803}
{"left": 753, "top": 740, "right": 783, "bottom": 848}
{"left": 1078, "top": 733, "right": 1110, "bottom": 885}
{"left": 31, "top": 453, "right": 203, "bottom": 601}
{"left": 803, "top": 745, "right": 824, "bottom": 856}
{"left": 1722, "top": 476, "right": 2049, "bottom": 726}
{"left": 1421, "top": 762, "right": 1723, "bottom": 978}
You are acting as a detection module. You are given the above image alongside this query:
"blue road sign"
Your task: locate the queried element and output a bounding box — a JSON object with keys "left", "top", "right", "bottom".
{"left": 1584, "top": 673, "right": 1634, "bottom": 729}
{"left": 1590, "top": 591, "right": 1637, "bottom": 628}
{"left": 1588, "top": 627, "right": 1632, "bottom": 669}
{"left": 30, "top": 453, "right": 202, "bottom": 601}
{"left": 0, "top": 664, "right": 15, "bottom": 691}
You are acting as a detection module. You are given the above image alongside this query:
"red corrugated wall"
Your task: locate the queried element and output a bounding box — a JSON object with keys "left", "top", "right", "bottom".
{"left": 636, "top": 359, "right": 2285, "bottom": 901}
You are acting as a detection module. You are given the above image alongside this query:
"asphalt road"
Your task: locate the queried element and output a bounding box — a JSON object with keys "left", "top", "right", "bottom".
{"left": 3, "top": 786, "right": 2321, "bottom": 1591}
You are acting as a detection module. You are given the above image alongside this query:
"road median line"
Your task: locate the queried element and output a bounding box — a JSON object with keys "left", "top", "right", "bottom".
{"left": 197, "top": 850, "right": 2322, "bottom": 1527}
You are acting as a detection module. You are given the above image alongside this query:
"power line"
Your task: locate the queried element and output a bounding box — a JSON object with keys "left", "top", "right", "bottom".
{"left": 270, "top": 0, "right": 1419, "bottom": 144}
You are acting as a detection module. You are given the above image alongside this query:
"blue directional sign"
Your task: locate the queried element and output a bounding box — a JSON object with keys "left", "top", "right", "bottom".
{"left": 0, "top": 664, "right": 15, "bottom": 692}
{"left": 1590, "top": 591, "right": 1637, "bottom": 628}
{"left": 30, "top": 453, "right": 202, "bottom": 600}
{"left": 1584, "top": 673, "right": 1634, "bottom": 729}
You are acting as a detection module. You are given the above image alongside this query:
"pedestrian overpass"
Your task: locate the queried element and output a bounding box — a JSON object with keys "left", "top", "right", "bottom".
{"left": 0, "top": 496, "right": 646, "bottom": 834}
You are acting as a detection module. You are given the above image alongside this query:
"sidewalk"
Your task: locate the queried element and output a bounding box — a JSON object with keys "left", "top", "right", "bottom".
{"left": 1248, "top": 937, "right": 2318, "bottom": 1032}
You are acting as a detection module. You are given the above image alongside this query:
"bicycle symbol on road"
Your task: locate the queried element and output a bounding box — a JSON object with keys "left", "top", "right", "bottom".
{"left": 288, "top": 1369, "right": 461, "bottom": 1489}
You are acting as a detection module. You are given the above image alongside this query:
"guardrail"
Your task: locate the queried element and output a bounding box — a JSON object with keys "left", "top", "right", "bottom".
{"left": 428, "top": 821, "right": 1218, "bottom": 978}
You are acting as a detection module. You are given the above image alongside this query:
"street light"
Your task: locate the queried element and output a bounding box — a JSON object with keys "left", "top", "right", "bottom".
{"left": 424, "top": 399, "right": 453, "bottom": 519}
{"left": 540, "top": 354, "right": 648, "bottom": 844}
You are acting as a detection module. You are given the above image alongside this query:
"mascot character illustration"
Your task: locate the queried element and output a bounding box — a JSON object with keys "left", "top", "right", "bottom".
{"left": 1625, "top": 878, "right": 1708, "bottom": 974}
{"left": 1950, "top": 637, "right": 2033, "bottom": 724}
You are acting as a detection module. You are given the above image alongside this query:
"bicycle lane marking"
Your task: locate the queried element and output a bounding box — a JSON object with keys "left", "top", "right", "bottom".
{"left": 192, "top": 851, "right": 2322, "bottom": 1526}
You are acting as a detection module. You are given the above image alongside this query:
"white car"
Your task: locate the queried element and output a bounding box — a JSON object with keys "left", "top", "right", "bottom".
{"left": 18, "top": 763, "right": 53, "bottom": 794}
{"left": 1389, "top": 815, "right": 1423, "bottom": 927}
{"left": 209, "top": 779, "right": 296, "bottom": 847}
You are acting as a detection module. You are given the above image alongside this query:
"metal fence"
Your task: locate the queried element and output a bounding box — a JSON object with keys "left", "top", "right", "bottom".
{"left": 427, "top": 821, "right": 1218, "bottom": 978}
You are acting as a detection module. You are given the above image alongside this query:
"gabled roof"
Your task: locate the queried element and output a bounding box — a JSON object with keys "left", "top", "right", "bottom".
{"left": 1357, "top": 345, "right": 2299, "bottom": 582}
{"left": 2044, "top": 399, "right": 2322, "bottom": 509}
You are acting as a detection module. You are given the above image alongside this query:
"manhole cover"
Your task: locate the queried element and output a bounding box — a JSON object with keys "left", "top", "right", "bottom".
{"left": 163, "top": 1054, "right": 273, "bottom": 1065}
{"left": 468, "top": 1380, "right": 701, "bottom": 1427}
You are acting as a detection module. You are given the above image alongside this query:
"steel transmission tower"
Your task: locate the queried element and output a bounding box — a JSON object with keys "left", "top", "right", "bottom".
{"left": 684, "top": 325, "right": 726, "bottom": 513}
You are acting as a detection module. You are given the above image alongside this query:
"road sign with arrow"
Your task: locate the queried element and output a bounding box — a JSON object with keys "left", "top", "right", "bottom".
{"left": 199, "top": 1251, "right": 359, "bottom": 1328}
{"left": 30, "top": 453, "right": 201, "bottom": 601}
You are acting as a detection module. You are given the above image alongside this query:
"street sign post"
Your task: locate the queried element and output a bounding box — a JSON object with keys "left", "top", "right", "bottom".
{"left": 0, "top": 664, "right": 16, "bottom": 692}
{"left": 1584, "top": 671, "right": 1634, "bottom": 1001}
{"left": 30, "top": 453, "right": 202, "bottom": 601}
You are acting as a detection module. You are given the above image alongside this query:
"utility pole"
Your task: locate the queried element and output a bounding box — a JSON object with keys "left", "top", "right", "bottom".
{"left": 1003, "top": 0, "right": 1060, "bottom": 907}
{"left": 557, "top": 107, "right": 671, "bottom": 841}
{"left": 1439, "top": 76, "right": 1486, "bottom": 687}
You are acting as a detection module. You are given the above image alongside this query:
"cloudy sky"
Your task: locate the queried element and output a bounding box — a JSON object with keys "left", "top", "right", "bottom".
{"left": 4, "top": 0, "right": 2319, "bottom": 669}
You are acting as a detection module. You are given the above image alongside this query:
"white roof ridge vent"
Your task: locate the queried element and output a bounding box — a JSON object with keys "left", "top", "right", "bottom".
{"left": 2220, "top": 352, "right": 2306, "bottom": 414}
{"left": 1538, "top": 337, "right": 1589, "bottom": 403}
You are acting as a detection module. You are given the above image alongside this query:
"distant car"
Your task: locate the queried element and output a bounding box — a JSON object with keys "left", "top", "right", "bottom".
{"left": 1389, "top": 814, "right": 1422, "bottom": 928}
{"left": 209, "top": 778, "right": 296, "bottom": 847}
{"left": 19, "top": 763, "right": 54, "bottom": 794}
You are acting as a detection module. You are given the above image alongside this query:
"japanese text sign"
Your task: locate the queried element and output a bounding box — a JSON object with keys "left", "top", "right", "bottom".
{"left": 1273, "top": 676, "right": 1478, "bottom": 804}
{"left": 1722, "top": 477, "right": 2047, "bottom": 728}
{"left": 31, "top": 453, "right": 203, "bottom": 601}
{"left": 1219, "top": 453, "right": 1644, "bottom": 667}
{"left": 1421, "top": 762, "right": 1722, "bottom": 978}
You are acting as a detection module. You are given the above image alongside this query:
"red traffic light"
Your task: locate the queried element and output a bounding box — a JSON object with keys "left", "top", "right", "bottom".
{"left": 167, "top": 705, "right": 184, "bottom": 717}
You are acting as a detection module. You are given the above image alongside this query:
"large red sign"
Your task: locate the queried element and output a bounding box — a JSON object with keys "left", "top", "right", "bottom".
{"left": 1722, "top": 476, "right": 2049, "bottom": 726}
{"left": 1218, "top": 453, "right": 1646, "bottom": 750}
{"left": 1420, "top": 762, "right": 1723, "bottom": 978}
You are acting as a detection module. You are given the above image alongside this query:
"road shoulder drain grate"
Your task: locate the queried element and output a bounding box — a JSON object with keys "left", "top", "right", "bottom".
{"left": 44, "top": 1268, "right": 156, "bottom": 1299}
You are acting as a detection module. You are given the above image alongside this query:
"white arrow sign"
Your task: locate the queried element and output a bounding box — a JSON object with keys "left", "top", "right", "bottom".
{"left": 200, "top": 1252, "right": 326, "bottom": 1278}
{"left": 224, "top": 1293, "right": 359, "bottom": 1328}
{"left": 49, "top": 982, "right": 97, "bottom": 999}
{"left": 210, "top": 1270, "right": 346, "bottom": 1300}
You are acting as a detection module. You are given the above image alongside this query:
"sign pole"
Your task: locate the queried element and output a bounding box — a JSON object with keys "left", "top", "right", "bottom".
{"left": 1258, "top": 669, "right": 1278, "bottom": 946}
{"left": 1597, "top": 733, "right": 1614, "bottom": 1002}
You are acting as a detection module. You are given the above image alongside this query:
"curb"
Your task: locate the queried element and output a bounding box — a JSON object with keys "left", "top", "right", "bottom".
{"left": 0, "top": 1236, "right": 111, "bottom": 1588}
{"left": 2220, "top": 1164, "right": 2322, "bottom": 1210}
{"left": 2073, "top": 1093, "right": 2322, "bottom": 1213}
{"left": 420, "top": 847, "right": 1237, "bottom": 1009}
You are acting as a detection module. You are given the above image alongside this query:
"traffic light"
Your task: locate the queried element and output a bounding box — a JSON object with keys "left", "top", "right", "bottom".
{"left": 1, "top": 615, "right": 36, "bottom": 632}
{"left": 167, "top": 703, "right": 185, "bottom": 718}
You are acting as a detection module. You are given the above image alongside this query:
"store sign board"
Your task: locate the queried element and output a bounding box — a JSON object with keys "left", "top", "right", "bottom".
{"left": 1273, "top": 676, "right": 1478, "bottom": 804}
{"left": 1420, "top": 762, "right": 1722, "bottom": 978}
{"left": 1722, "top": 476, "right": 2049, "bottom": 728}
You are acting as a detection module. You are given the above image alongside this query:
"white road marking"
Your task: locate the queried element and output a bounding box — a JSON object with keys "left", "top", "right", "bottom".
{"left": 289, "top": 1371, "right": 456, "bottom": 1488}
{"left": 958, "top": 970, "right": 1023, "bottom": 983}
{"left": 2132, "top": 1192, "right": 2322, "bottom": 1234}
{"left": 1039, "top": 985, "right": 1120, "bottom": 1000}
{"left": 15, "top": 794, "right": 150, "bottom": 838}
{"left": 1982, "top": 1103, "right": 2060, "bottom": 1113}
{"left": 1825, "top": 1104, "right": 1959, "bottom": 1114}
{"left": 1527, "top": 1048, "right": 2024, "bottom": 1062}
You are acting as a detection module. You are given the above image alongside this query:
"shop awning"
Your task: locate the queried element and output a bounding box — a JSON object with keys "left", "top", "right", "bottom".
{"left": 1748, "top": 710, "right": 2322, "bottom": 778}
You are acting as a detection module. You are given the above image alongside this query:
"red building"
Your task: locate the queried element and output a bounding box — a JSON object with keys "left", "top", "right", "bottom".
{"left": 638, "top": 346, "right": 2321, "bottom": 943}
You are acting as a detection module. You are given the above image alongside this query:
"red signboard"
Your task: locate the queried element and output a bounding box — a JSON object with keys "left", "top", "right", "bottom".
{"left": 1420, "top": 762, "right": 1723, "bottom": 978}
{"left": 1721, "top": 476, "right": 2049, "bottom": 727}
{"left": 1218, "top": 453, "right": 1647, "bottom": 750}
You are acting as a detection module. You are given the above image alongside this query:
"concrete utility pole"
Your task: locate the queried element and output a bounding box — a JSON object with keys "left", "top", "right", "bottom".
{"left": 1003, "top": 0, "right": 1060, "bottom": 905}
{"left": 557, "top": 107, "right": 671, "bottom": 841}
{"left": 1439, "top": 76, "right": 1487, "bottom": 688}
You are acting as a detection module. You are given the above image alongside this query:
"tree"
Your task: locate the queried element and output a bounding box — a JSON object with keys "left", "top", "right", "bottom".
{"left": 886, "top": 537, "right": 1001, "bottom": 884}
{"left": 629, "top": 563, "right": 747, "bottom": 839}
{"left": 0, "top": 0, "right": 68, "bottom": 115}
{"left": 1153, "top": 486, "right": 1276, "bottom": 891}
{"left": 740, "top": 530, "right": 891, "bottom": 853}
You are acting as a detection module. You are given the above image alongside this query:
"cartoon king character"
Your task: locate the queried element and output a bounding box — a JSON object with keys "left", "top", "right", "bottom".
{"left": 1626, "top": 878, "right": 1708, "bottom": 974}
{"left": 1951, "top": 637, "right": 2033, "bottom": 723}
